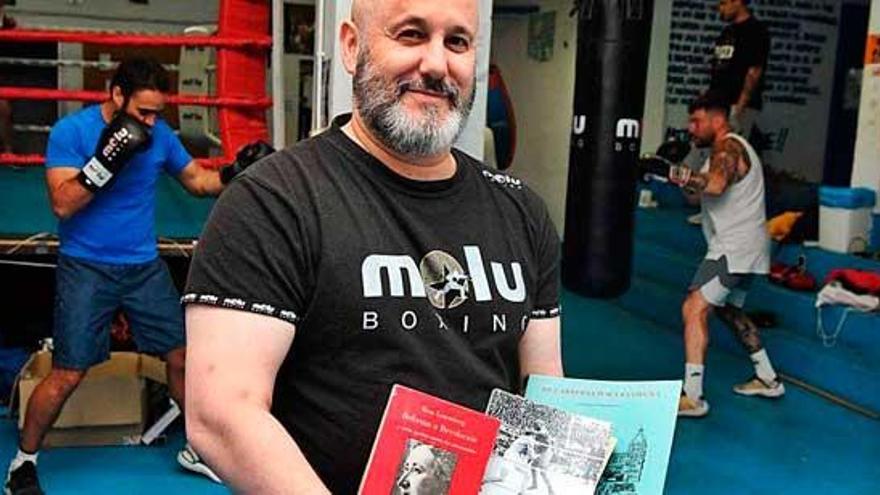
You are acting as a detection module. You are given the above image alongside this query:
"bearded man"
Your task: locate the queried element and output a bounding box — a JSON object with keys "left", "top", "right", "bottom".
{"left": 181, "top": 1, "right": 563, "bottom": 492}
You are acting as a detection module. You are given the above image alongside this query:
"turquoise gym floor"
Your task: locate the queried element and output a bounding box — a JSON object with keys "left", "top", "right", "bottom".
{"left": 1, "top": 292, "right": 878, "bottom": 494}
{"left": 1, "top": 185, "right": 879, "bottom": 493}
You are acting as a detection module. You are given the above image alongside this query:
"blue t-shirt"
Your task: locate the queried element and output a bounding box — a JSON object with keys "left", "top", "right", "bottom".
{"left": 45, "top": 105, "right": 192, "bottom": 264}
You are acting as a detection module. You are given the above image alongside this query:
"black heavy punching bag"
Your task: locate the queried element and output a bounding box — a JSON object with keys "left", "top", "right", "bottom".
{"left": 562, "top": 0, "right": 653, "bottom": 298}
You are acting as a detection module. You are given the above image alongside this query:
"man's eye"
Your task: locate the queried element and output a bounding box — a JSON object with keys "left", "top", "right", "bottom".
{"left": 446, "top": 36, "right": 470, "bottom": 52}
{"left": 398, "top": 29, "right": 425, "bottom": 42}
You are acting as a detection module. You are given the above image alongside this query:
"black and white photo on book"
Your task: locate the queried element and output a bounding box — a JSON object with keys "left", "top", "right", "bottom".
{"left": 480, "top": 389, "right": 616, "bottom": 495}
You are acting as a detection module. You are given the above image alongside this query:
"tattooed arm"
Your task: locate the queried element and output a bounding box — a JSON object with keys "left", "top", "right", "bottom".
{"left": 680, "top": 137, "right": 749, "bottom": 196}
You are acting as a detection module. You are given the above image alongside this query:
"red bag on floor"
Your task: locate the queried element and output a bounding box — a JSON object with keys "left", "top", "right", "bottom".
{"left": 825, "top": 269, "right": 880, "bottom": 296}
{"left": 769, "top": 256, "right": 817, "bottom": 292}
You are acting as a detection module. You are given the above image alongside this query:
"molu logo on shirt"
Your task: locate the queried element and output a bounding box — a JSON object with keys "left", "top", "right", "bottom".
{"left": 361, "top": 246, "right": 525, "bottom": 309}
{"left": 715, "top": 44, "right": 734, "bottom": 60}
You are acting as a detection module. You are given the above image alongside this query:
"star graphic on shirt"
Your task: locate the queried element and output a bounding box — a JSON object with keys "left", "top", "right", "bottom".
{"left": 428, "top": 266, "right": 470, "bottom": 309}
{"left": 420, "top": 250, "right": 471, "bottom": 310}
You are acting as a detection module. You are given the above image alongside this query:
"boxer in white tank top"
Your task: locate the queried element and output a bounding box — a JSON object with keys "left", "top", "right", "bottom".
{"left": 648, "top": 90, "right": 785, "bottom": 417}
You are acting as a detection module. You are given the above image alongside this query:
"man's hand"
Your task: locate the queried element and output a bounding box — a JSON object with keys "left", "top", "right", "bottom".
{"left": 637, "top": 154, "right": 692, "bottom": 187}
{"left": 220, "top": 140, "right": 275, "bottom": 184}
{"left": 77, "top": 113, "right": 151, "bottom": 192}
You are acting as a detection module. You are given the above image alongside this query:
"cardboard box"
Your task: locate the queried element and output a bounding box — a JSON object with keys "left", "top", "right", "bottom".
{"left": 16, "top": 351, "right": 166, "bottom": 448}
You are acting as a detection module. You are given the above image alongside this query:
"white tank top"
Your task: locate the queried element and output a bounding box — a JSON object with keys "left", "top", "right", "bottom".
{"left": 700, "top": 133, "right": 770, "bottom": 274}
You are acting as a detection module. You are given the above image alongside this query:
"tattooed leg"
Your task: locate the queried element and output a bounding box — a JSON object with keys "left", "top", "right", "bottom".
{"left": 716, "top": 304, "right": 762, "bottom": 354}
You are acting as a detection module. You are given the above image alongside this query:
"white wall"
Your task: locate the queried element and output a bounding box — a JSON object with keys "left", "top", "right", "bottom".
{"left": 642, "top": 1, "right": 672, "bottom": 155}
{"left": 490, "top": 0, "right": 577, "bottom": 234}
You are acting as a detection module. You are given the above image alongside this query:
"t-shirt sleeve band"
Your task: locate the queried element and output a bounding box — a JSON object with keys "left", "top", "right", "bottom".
{"left": 529, "top": 305, "right": 561, "bottom": 319}
{"left": 181, "top": 292, "right": 300, "bottom": 324}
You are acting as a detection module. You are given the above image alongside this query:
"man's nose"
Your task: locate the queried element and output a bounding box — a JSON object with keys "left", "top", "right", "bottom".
{"left": 419, "top": 37, "right": 449, "bottom": 81}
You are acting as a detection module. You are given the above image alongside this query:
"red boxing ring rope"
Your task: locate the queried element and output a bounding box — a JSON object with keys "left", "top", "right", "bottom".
{"left": 0, "top": 29, "right": 270, "bottom": 49}
{"left": 0, "top": 0, "right": 271, "bottom": 168}
{"left": 0, "top": 88, "right": 271, "bottom": 109}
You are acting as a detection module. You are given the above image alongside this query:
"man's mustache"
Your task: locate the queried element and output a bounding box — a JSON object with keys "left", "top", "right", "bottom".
{"left": 397, "top": 77, "right": 460, "bottom": 106}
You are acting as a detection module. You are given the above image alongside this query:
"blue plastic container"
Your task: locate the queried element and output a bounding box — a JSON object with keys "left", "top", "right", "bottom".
{"left": 818, "top": 186, "right": 876, "bottom": 209}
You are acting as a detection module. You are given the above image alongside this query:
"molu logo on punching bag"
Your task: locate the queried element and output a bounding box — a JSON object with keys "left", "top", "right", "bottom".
{"left": 614, "top": 118, "right": 640, "bottom": 152}
{"left": 572, "top": 115, "right": 587, "bottom": 136}
{"left": 572, "top": 115, "right": 587, "bottom": 149}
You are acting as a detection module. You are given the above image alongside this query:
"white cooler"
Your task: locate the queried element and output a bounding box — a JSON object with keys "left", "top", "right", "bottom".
{"left": 818, "top": 186, "right": 876, "bottom": 253}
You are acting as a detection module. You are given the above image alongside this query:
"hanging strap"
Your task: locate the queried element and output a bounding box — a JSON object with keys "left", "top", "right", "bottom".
{"left": 816, "top": 306, "right": 857, "bottom": 348}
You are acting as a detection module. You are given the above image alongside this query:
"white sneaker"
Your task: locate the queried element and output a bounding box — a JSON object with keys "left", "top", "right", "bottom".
{"left": 686, "top": 213, "right": 702, "bottom": 225}
{"left": 733, "top": 376, "right": 786, "bottom": 398}
{"left": 177, "top": 444, "right": 223, "bottom": 484}
{"left": 677, "top": 394, "right": 710, "bottom": 418}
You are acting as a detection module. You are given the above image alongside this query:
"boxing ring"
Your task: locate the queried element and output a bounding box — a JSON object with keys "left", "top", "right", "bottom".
{"left": 0, "top": 0, "right": 274, "bottom": 254}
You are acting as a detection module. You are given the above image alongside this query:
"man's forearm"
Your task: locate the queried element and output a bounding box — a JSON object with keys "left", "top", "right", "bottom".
{"left": 736, "top": 67, "right": 762, "bottom": 109}
{"left": 188, "top": 406, "right": 330, "bottom": 494}
{"left": 518, "top": 318, "right": 564, "bottom": 387}
{"left": 187, "top": 168, "right": 225, "bottom": 197}
{"left": 49, "top": 176, "right": 94, "bottom": 219}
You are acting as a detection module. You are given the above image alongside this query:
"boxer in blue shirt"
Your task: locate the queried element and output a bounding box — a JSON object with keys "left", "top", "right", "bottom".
{"left": 4, "top": 57, "right": 269, "bottom": 495}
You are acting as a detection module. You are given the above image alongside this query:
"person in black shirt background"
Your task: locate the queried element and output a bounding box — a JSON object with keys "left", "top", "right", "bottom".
{"left": 709, "top": 0, "right": 770, "bottom": 139}
{"left": 181, "top": 0, "right": 563, "bottom": 493}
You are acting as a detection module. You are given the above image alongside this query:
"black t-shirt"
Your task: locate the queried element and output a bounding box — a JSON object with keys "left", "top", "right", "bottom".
{"left": 183, "top": 115, "right": 561, "bottom": 493}
{"left": 709, "top": 16, "right": 770, "bottom": 110}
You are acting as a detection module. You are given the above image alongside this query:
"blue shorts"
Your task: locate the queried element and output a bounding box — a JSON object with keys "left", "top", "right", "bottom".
{"left": 53, "top": 255, "right": 185, "bottom": 370}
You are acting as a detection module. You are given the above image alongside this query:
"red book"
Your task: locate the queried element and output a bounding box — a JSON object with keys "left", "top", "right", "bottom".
{"left": 359, "top": 385, "right": 502, "bottom": 495}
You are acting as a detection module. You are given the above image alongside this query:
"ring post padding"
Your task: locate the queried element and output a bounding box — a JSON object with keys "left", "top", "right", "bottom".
{"left": 217, "top": 0, "right": 271, "bottom": 158}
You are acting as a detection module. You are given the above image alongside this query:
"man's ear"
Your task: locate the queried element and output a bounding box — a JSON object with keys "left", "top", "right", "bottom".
{"left": 711, "top": 111, "right": 727, "bottom": 129}
{"left": 339, "top": 20, "right": 360, "bottom": 76}
{"left": 110, "top": 86, "right": 125, "bottom": 111}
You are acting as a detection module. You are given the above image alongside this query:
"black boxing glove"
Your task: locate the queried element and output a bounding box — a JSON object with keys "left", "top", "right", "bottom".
{"left": 636, "top": 154, "right": 693, "bottom": 187}
{"left": 220, "top": 140, "right": 275, "bottom": 184}
{"left": 78, "top": 113, "right": 152, "bottom": 192}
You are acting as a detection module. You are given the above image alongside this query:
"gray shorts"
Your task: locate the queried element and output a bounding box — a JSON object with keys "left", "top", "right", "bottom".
{"left": 689, "top": 256, "right": 754, "bottom": 308}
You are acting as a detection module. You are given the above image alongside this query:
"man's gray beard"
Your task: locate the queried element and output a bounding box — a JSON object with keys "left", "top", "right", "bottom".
{"left": 353, "top": 51, "right": 475, "bottom": 159}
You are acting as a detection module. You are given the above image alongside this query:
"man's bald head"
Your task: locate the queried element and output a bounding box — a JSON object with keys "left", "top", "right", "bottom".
{"left": 350, "top": 0, "right": 367, "bottom": 29}
{"left": 350, "top": 0, "right": 478, "bottom": 34}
